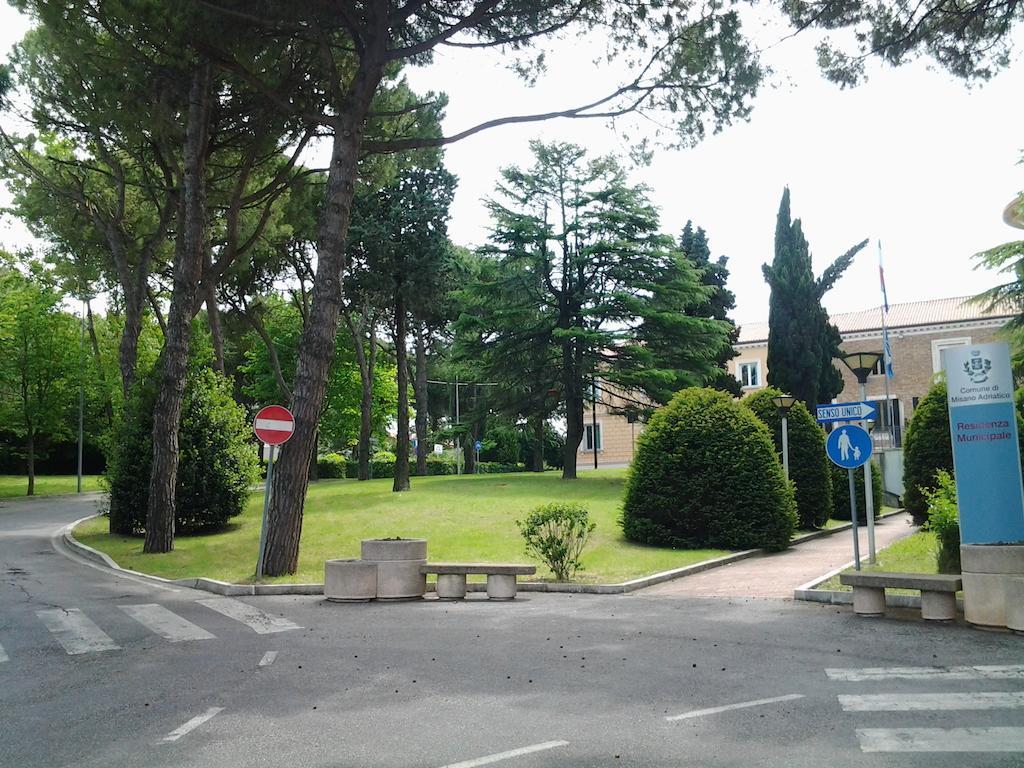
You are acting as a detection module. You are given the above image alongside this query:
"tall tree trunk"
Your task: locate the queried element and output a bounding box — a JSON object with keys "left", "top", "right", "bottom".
{"left": 26, "top": 430, "right": 34, "bottom": 497}
{"left": 413, "top": 322, "right": 429, "bottom": 476}
{"left": 561, "top": 330, "right": 582, "bottom": 479}
{"left": 262, "top": 62, "right": 383, "bottom": 576}
{"left": 357, "top": 337, "right": 375, "bottom": 481}
{"left": 143, "top": 61, "right": 212, "bottom": 554}
{"left": 532, "top": 415, "right": 545, "bottom": 472}
{"left": 393, "top": 292, "right": 411, "bottom": 492}
{"left": 205, "top": 257, "right": 225, "bottom": 373}
{"left": 86, "top": 302, "right": 114, "bottom": 427}
{"left": 118, "top": 291, "right": 144, "bottom": 396}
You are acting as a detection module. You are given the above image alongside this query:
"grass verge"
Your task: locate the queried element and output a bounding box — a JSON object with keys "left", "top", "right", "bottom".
{"left": 815, "top": 530, "right": 940, "bottom": 593}
{"left": 73, "top": 470, "right": 734, "bottom": 585}
{"left": 0, "top": 475, "right": 103, "bottom": 499}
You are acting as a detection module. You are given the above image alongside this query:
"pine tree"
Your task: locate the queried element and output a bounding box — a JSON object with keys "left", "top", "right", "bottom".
{"left": 762, "top": 189, "right": 867, "bottom": 408}
{"left": 679, "top": 221, "right": 740, "bottom": 396}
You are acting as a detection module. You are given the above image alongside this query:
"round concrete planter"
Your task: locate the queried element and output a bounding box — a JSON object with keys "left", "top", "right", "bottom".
{"left": 324, "top": 559, "right": 377, "bottom": 602}
{"left": 961, "top": 544, "right": 1024, "bottom": 629}
{"left": 360, "top": 539, "right": 427, "bottom": 600}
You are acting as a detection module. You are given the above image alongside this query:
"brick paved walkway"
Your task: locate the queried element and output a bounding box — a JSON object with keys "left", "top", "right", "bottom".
{"left": 636, "top": 512, "right": 916, "bottom": 599}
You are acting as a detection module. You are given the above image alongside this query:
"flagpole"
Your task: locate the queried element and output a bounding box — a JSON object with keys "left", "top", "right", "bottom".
{"left": 879, "top": 240, "right": 895, "bottom": 447}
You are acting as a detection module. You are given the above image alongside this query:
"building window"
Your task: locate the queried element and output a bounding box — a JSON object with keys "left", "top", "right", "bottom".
{"left": 738, "top": 361, "right": 761, "bottom": 388}
{"left": 584, "top": 423, "right": 602, "bottom": 452}
{"left": 932, "top": 337, "right": 971, "bottom": 373}
{"left": 869, "top": 357, "right": 886, "bottom": 377}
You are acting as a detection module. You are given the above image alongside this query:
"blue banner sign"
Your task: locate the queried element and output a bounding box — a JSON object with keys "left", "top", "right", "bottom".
{"left": 943, "top": 342, "right": 1024, "bottom": 545}
{"left": 826, "top": 424, "right": 873, "bottom": 469}
{"left": 816, "top": 401, "right": 877, "bottom": 423}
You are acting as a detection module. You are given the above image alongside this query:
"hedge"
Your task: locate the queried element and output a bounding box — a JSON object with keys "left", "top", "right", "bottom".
{"left": 317, "top": 453, "right": 346, "bottom": 479}
{"left": 743, "top": 387, "right": 832, "bottom": 529}
{"left": 339, "top": 456, "right": 525, "bottom": 479}
{"left": 902, "top": 381, "right": 953, "bottom": 526}
{"left": 106, "top": 366, "right": 259, "bottom": 535}
{"left": 621, "top": 388, "right": 797, "bottom": 551}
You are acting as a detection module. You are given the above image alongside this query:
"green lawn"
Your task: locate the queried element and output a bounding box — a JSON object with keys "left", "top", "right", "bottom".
{"left": 0, "top": 475, "right": 103, "bottom": 499}
{"left": 74, "top": 469, "right": 734, "bottom": 585}
{"left": 816, "top": 530, "right": 940, "bottom": 592}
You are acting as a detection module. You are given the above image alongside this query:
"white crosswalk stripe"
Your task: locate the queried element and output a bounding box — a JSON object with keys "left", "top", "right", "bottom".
{"left": 826, "top": 664, "right": 1024, "bottom": 682}
{"left": 0, "top": 641, "right": 8, "bottom": 663}
{"left": 829, "top": 665, "right": 1024, "bottom": 754}
{"left": 840, "top": 692, "right": 1024, "bottom": 711}
{"left": 119, "top": 604, "right": 215, "bottom": 642}
{"left": 37, "top": 608, "right": 120, "bottom": 655}
{"left": 857, "top": 727, "right": 1024, "bottom": 753}
{"left": 197, "top": 597, "right": 302, "bottom": 634}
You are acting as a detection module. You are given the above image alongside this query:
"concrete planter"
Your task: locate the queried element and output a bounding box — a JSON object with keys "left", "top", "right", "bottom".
{"left": 360, "top": 539, "right": 427, "bottom": 600}
{"left": 961, "top": 544, "right": 1024, "bottom": 629}
{"left": 324, "top": 559, "right": 377, "bottom": 602}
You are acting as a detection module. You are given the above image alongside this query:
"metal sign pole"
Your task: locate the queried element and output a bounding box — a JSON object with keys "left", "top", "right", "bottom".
{"left": 256, "top": 444, "right": 275, "bottom": 581}
{"left": 848, "top": 468, "right": 861, "bottom": 571}
{"left": 858, "top": 382, "right": 877, "bottom": 564}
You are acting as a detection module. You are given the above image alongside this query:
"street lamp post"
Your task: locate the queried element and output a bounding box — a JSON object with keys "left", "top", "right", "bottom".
{"left": 840, "top": 351, "right": 884, "bottom": 564}
{"left": 771, "top": 394, "right": 797, "bottom": 480}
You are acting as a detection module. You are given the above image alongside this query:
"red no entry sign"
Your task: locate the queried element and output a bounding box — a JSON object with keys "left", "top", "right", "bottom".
{"left": 253, "top": 405, "right": 294, "bottom": 446}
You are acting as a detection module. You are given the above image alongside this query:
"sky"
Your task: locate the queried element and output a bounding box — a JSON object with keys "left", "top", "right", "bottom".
{"left": 0, "top": 6, "right": 1021, "bottom": 327}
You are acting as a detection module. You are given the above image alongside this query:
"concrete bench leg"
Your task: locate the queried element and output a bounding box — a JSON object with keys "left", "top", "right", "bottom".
{"left": 486, "top": 574, "right": 517, "bottom": 600}
{"left": 852, "top": 586, "right": 885, "bottom": 617}
{"left": 920, "top": 590, "right": 957, "bottom": 621}
{"left": 436, "top": 574, "right": 467, "bottom": 600}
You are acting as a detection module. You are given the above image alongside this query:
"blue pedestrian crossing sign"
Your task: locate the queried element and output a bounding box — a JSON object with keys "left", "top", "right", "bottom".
{"left": 826, "top": 424, "right": 872, "bottom": 469}
{"left": 474, "top": 440, "right": 482, "bottom": 452}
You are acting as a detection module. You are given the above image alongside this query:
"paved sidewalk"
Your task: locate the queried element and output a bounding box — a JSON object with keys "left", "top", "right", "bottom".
{"left": 636, "top": 512, "right": 916, "bottom": 599}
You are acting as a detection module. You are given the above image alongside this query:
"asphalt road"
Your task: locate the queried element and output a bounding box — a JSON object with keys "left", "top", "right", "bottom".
{"left": 2, "top": 493, "right": 1023, "bottom": 768}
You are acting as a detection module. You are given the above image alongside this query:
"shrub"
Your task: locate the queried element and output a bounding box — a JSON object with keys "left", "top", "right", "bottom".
{"left": 317, "top": 453, "right": 346, "bottom": 479}
{"left": 902, "top": 381, "right": 953, "bottom": 526}
{"left": 477, "top": 461, "right": 526, "bottom": 474}
{"left": 372, "top": 449, "right": 396, "bottom": 462}
{"left": 830, "top": 461, "right": 883, "bottom": 521}
{"left": 743, "top": 387, "right": 832, "bottom": 529}
{"left": 621, "top": 388, "right": 797, "bottom": 551}
{"left": 517, "top": 502, "right": 595, "bottom": 581}
{"left": 922, "top": 469, "right": 961, "bottom": 573}
{"left": 106, "top": 366, "right": 259, "bottom": 535}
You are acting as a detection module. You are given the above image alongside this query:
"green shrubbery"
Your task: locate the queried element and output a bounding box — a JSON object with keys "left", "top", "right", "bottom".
{"left": 621, "top": 388, "right": 797, "bottom": 551}
{"left": 317, "top": 453, "right": 346, "bottom": 478}
{"left": 829, "top": 461, "right": 883, "bottom": 521}
{"left": 342, "top": 455, "right": 524, "bottom": 479}
{"left": 922, "top": 469, "right": 961, "bottom": 573}
{"left": 106, "top": 366, "right": 259, "bottom": 535}
{"left": 517, "top": 502, "right": 595, "bottom": 581}
{"left": 902, "top": 381, "right": 953, "bottom": 526}
{"left": 743, "top": 387, "right": 832, "bottom": 529}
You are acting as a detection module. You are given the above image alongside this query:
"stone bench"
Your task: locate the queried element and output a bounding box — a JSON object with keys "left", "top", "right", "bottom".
{"left": 420, "top": 563, "right": 536, "bottom": 601}
{"left": 839, "top": 572, "right": 962, "bottom": 621}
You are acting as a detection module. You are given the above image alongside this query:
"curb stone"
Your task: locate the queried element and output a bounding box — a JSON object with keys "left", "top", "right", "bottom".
{"left": 63, "top": 509, "right": 906, "bottom": 598}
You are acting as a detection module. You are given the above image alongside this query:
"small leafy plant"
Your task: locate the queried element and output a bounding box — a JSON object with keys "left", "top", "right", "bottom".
{"left": 922, "top": 469, "right": 961, "bottom": 574}
{"left": 517, "top": 503, "right": 596, "bottom": 582}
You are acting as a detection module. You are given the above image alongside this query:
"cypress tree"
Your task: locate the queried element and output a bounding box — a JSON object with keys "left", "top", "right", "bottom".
{"left": 762, "top": 188, "right": 867, "bottom": 409}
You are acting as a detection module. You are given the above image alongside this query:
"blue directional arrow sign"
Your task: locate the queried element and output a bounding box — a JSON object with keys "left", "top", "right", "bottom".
{"left": 826, "top": 424, "right": 873, "bottom": 469}
{"left": 816, "top": 401, "right": 877, "bottom": 423}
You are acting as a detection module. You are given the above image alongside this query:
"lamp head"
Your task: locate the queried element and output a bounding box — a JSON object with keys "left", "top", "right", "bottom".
{"left": 840, "top": 351, "right": 883, "bottom": 384}
{"left": 771, "top": 394, "right": 797, "bottom": 413}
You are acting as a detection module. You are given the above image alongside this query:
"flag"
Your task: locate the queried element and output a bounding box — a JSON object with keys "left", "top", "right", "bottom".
{"left": 883, "top": 326, "right": 894, "bottom": 379}
{"left": 878, "top": 241, "right": 889, "bottom": 313}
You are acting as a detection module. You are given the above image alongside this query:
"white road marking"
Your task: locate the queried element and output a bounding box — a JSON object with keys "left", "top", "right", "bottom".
{"left": 37, "top": 608, "right": 120, "bottom": 655}
{"left": 162, "top": 707, "right": 224, "bottom": 743}
{"left": 436, "top": 741, "right": 570, "bottom": 768}
{"left": 258, "top": 651, "right": 278, "bottom": 667}
{"left": 857, "top": 727, "right": 1024, "bottom": 753}
{"left": 826, "top": 665, "right": 1024, "bottom": 682}
{"left": 665, "top": 693, "right": 804, "bottom": 722}
{"left": 197, "top": 597, "right": 302, "bottom": 634}
{"left": 841, "top": 692, "right": 1024, "bottom": 711}
{"left": 254, "top": 418, "right": 293, "bottom": 431}
{"left": 119, "top": 604, "right": 215, "bottom": 642}
{"left": 0, "top": 641, "right": 8, "bottom": 663}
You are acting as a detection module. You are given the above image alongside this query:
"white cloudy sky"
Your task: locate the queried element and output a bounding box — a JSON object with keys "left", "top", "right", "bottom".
{"left": 1, "top": 6, "right": 1021, "bottom": 326}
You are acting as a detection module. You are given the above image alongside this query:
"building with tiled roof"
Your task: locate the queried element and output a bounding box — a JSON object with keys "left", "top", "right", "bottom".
{"left": 732, "top": 296, "right": 1015, "bottom": 445}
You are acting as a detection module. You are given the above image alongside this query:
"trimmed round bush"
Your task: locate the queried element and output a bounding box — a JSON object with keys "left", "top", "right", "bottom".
{"left": 743, "top": 387, "right": 832, "bottom": 529}
{"left": 830, "top": 461, "right": 883, "bottom": 521}
{"left": 517, "top": 502, "right": 595, "bottom": 581}
{"left": 317, "top": 453, "right": 346, "bottom": 479}
{"left": 902, "top": 381, "right": 953, "bottom": 526}
{"left": 621, "top": 388, "right": 797, "bottom": 551}
{"left": 106, "top": 366, "right": 259, "bottom": 535}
